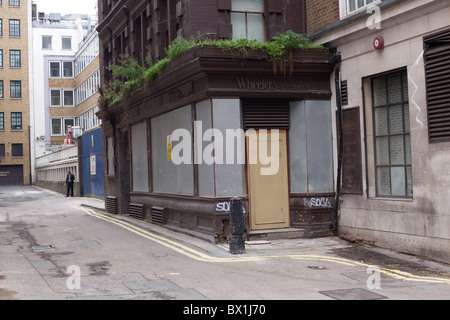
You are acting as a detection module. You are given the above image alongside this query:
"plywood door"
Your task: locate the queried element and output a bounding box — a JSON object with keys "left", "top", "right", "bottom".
{"left": 248, "top": 130, "right": 290, "bottom": 230}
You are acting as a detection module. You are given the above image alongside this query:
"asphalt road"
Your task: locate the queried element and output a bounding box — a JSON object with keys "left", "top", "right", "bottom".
{"left": 1, "top": 185, "right": 450, "bottom": 304}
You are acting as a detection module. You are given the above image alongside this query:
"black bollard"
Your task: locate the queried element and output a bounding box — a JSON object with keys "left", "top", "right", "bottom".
{"left": 229, "top": 197, "right": 245, "bottom": 255}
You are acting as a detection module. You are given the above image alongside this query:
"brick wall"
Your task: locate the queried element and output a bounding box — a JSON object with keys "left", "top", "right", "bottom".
{"left": 0, "top": 0, "right": 31, "bottom": 185}
{"left": 306, "top": 0, "right": 340, "bottom": 34}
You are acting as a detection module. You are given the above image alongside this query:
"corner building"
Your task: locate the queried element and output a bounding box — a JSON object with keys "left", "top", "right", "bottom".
{"left": 97, "top": 0, "right": 336, "bottom": 241}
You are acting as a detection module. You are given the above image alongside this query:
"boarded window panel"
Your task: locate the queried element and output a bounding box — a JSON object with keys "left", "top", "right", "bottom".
{"left": 424, "top": 28, "right": 450, "bottom": 143}
{"left": 131, "top": 122, "right": 149, "bottom": 192}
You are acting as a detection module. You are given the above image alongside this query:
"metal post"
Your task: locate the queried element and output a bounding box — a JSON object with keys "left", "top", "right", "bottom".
{"left": 229, "top": 197, "right": 245, "bottom": 254}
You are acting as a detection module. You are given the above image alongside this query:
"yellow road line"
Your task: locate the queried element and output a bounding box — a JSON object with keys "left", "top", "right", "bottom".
{"left": 73, "top": 205, "right": 450, "bottom": 285}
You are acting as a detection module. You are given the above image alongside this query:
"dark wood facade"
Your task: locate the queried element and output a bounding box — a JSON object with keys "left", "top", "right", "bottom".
{"left": 97, "top": 0, "right": 335, "bottom": 241}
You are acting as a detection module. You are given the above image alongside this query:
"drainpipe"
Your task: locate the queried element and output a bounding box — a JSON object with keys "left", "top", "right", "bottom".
{"left": 330, "top": 53, "right": 342, "bottom": 232}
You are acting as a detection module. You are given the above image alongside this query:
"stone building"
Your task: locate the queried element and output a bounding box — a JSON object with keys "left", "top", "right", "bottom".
{"left": 308, "top": 0, "right": 450, "bottom": 263}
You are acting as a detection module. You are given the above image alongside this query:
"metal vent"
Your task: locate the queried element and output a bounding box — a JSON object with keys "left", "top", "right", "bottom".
{"left": 129, "top": 203, "right": 145, "bottom": 220}
{"left": 106, "top": 196, "right": 117, "bottom": 215}
{"left": 425, "top": 29, "right": 450, "bottom": 143}
{"left": 243, "top": 100, "right": 290, "bottom": 130}
{"left": 151, "top": 206, "right": 165, "bottom": 225}
{"left": 340, "top": 80, "right": 348, "bottom": 106}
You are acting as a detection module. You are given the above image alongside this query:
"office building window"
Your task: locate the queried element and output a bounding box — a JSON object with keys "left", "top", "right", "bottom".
{"left": 50, "top": 89, "right": 61, "bottom": 106}
{"left": 9, "top": 19, "right": 20, "bottom": 37}
{"left": 10, "top": 50, "right": 20, "bottom": 67}
{"left": 11, "top": 112, "right": 22, "bottom": 130}
{"left": 0, "top": 144, "right": 5, "bottom": 158}
{"left": 0, "top": 112, "right": 4, "bottom": 130}
{"left": 0, "top": 19, "right": 2, "bottom": 37}
{"left": 0, "top": 50, "right": 3, "bottom": 67}
{"left": 372, "top": 70, "right": 412, "bottom": 198}
{"left": 42, "top": 36, "right": 52, "bottom": 49}
{"left": 51, "top": 118, "right": 62, "bottom": 135}
{"left": 0, "top": 80, "right": 3, "bottom": 98}
{"left": 63, "top": 90, "right": 74, "bottom": 106}
{"left": 10, "top": 80, "right": 21, "bottom": 98}
{"left": 49, "top": 61, "right": 60, "bottom": 78}
{"left": 9, "top": 0, "right": 20, "bottom": 7}
{"left": 62, "top": 37, "right": 72, "bottom": 50}
{"left": 63, "top": 61, "right": 73, "bottom": 78}
{"left": 11, "top": 144, "right": 23, "bottom": 157}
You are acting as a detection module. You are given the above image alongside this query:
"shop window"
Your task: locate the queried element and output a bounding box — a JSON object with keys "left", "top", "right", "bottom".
{"left": 231, "top": 0, "right": 265, "bottom": 42}
{"left": 131, "top": 122, "right": 149, "bottom": 192}
{"left": 372, "top": 70, "right": 412, "bottom": 198}
{"left": 107, "top": 137, "right": 115, "bottom": 175}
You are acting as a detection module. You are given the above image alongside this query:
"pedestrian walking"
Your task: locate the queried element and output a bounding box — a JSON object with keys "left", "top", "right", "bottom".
{"left": 65, "top": 171, "right": 75, "bottom": 197}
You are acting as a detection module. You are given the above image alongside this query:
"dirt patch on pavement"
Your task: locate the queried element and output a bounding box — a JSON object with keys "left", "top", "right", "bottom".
{"left": 333, "top": 246, "right": 450, "bottom": 278}
{"left": 0, "top": 288, "right": 18, "bottom": 300}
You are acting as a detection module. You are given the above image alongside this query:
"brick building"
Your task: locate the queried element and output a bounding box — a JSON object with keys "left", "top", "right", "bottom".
{"left": 308, "top": 0, "right": 450, "bottom": 263}
{"left": 0, "top": 0, "right": 32, "bottom": 185}
{"left": 97, "top": 0, "right": 337, "bottom": 240}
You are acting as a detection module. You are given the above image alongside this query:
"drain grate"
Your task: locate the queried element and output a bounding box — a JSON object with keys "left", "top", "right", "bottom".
{"left": 31, "top": 245, "right": 55, "bottom": 253}
{"left": 320, "top": 288, "right": 387, "bottom": 300}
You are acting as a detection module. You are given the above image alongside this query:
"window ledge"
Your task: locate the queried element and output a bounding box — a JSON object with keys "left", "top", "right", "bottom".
{"left": 369, "top": 197, "right": 413, "bottom": 202}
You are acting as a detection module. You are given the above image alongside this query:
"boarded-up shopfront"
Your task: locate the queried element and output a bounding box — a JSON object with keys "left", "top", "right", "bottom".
{"left": 98, "top": 46, "right": 335, "bottom": 240}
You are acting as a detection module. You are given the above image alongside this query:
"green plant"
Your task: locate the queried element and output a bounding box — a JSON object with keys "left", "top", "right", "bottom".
{"left": 102, "top": 31, "right": 322, "bottom": 107}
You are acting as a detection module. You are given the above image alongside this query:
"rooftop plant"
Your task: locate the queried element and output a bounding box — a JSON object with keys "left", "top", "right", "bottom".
{"left": 100, "top": 30, "right": 323, "bottom": 107}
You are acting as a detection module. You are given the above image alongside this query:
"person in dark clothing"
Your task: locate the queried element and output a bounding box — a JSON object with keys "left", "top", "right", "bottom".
{"left": 65, "top": 171, "right": 75, "bottom": 197}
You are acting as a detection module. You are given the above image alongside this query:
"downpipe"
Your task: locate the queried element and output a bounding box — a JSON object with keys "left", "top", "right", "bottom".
{"left": 330, "top": 54, "right": 342, "bottom": 232}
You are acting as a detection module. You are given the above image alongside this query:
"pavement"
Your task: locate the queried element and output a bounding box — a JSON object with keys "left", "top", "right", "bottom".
{"left": 1, "top": 185, "right": 450, "bottom": 301}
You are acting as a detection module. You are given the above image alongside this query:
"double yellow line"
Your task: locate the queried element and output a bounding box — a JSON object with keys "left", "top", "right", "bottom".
{"left": 74, "top": 205, "right": 450, "bottom": 285}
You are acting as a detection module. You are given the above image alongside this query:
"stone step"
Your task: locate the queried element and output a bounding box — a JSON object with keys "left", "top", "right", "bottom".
{"left": 248, "top": 228, "right": 306, "bottom": 241}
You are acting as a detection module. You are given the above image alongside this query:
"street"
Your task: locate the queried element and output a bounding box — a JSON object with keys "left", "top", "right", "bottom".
{"left": 1, "top": 186, "right": 450, "bottom": 303}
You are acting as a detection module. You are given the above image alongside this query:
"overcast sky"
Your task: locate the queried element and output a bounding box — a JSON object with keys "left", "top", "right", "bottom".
{"left": 33, "top": 0, "right": 97, "bottom": 16}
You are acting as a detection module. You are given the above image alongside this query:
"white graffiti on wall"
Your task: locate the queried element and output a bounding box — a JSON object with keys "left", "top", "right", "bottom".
{"left": 215, "top": 201, "right": 246, "bottom": 214}
{"left": 307, "top": 197, "right": 333, "bottom": 209}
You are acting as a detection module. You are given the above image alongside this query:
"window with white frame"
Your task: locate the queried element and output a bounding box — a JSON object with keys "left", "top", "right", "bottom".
{"left": 62, "top": 61, "right": 73, "bottom": 78}
{"left": 51, "top": 118, "right": 75, "bottom": 136}
{"left": 50, "top": 89, "right": 61, "bottom": 106}
{"left": 231, "top": 0, "right": 265, "bottom": 42}
{"left": 340, "top": 0, "right": 380, "bottom": 18}
{"left": 63, "top": 90, "right": 74, "bottom": 106}
{"left": 75, "top": 69, "right": 100, "bottom": 105}
{"left": 62, "top": 37, "right": 72, "bottom": 50}
{"left": 49, "top": 61, "right": 60, "bottom": 78}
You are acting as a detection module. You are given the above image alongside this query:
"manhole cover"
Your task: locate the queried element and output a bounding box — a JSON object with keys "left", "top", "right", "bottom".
{"left": 320, "top": 288, "right": 387, "bottom": 300}
{"left": 31, "top": 245, "right": 55, "bottom": 253}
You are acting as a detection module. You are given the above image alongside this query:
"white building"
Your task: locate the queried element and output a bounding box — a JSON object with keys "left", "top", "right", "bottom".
{"left": 30, "top": 11, "right": 96, "bottom": 182}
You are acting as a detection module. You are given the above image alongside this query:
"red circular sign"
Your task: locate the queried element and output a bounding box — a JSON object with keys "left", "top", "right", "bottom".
{"left": 374, "top": 37, "right": 384, "bottom": 50}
